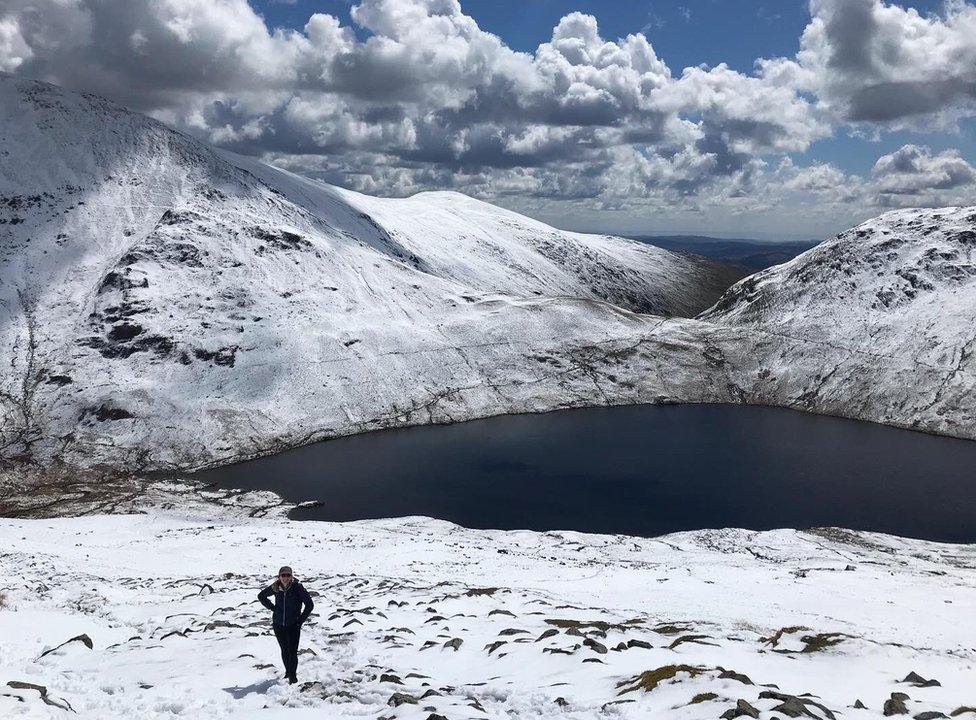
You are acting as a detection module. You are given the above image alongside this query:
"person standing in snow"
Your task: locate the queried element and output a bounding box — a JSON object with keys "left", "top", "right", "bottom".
{"left": 258, "top": 566, "right": 314, "bottom": 684}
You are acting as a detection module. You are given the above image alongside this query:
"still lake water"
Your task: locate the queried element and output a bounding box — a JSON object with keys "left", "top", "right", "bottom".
{"left": 196, "top": 404, "right": 976, "bottom": 543}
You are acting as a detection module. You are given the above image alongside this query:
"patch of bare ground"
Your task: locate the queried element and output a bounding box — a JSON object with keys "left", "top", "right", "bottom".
{"left": 0, "top": 461, "right": 290, "bottom": 519}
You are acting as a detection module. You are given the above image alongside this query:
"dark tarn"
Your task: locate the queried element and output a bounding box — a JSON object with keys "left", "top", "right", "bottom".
{"left": 199, "top": 404, "right": 976, "bottom": 543}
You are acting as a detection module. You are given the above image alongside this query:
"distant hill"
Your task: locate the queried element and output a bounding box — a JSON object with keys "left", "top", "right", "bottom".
{"left": 631, "top": 235, "right": 819, "bottom": 271}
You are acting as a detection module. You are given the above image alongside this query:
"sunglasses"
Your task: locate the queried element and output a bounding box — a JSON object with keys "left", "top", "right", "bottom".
{"left": 279, "top": 573, "right": 292, "bottom": 577}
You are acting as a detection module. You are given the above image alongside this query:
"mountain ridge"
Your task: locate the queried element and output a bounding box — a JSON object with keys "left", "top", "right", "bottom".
{"left": 1, "top": 74, "right": 975, "bottom": 478}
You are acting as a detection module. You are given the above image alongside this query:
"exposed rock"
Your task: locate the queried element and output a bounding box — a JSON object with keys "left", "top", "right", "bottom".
{"left": 617, "top": 665, "right": 705, "bottom": 694}
{"left": 468, "top": 697, "right": 486, "bottom": 712}
{"left": 759, "top": 690, "right": 837, "bottom": 719}
{"left": 799, "top": 633, "right": 849, "bottom": 653}
{"left": 545, "top": 618, "right": 616, "bottom": 632}
{"left": 668, "top": 633, "right": 717, "bottom": 650}
{"left": 388, "top": 692, "right": 418, "bottom": 707}
{"left": 718, "top": 668, "right": 754, "bottom": 685}
{"left": 488, "top": 609, "right": 515, "bottom": 618}
{"left": 885, "top": 695, "right": 910, "bottom": 716}
{"left": 901, "top": 672, "right": 941, "bottom": 688}
{"left": 39, "top": 633, "right": 93, "bottom": 658}
{"left": 583, "top": 638, "right": 607, "bottom": 654}
{"left": 761, "top": 626, "right": 810, "bottom": 648}
{"left": 464, "top": 588, "right": 499, "bottom": 597}
{"left": 721, "top": 699, "right": 761, "bottom": 719}
{"left": 6, "top": 681, "right": 73, "bottom": 711}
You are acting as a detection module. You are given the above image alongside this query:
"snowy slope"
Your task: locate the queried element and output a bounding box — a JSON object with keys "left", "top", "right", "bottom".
{"left": 229, "top": 154, "right": 741, "bottom": 317}
{"left": 702, "top": 207, "right": 976, "bottom": 438}
{"left": 1, "top": 512, "right": 974, "bottom": 719}
{"left": 0, "top": 74, "right": 740, "bottom": 471}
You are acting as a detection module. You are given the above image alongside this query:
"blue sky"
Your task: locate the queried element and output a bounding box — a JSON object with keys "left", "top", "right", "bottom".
{"left": 255, "top": 0, "right": 947, "bottom": 71}
{"left": 253, "top": 0, "right": 973, "bottom": 183}
{"left": 5, "top": 0, "right": 975, "bottom": 239}
{"left": 258, "top": 0, "right": 820, "bottom": 68}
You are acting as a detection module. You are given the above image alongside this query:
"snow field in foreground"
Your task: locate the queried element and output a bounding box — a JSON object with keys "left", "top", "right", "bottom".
{"left": 1, "top": 514, "right": 974, "bottom": 718}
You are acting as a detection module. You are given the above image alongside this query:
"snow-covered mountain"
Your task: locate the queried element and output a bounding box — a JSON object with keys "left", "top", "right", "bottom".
{"left": 1, "top": 73, "right": 975, "bottom": 475}
{"left": 230, "top": 154, "right": 743, "bottom": 317}
{"left": 0, "top": 74, "right": 741, "bottom": 471}
{"left": 702, "top": 207, "right": 976, "bottom": 439}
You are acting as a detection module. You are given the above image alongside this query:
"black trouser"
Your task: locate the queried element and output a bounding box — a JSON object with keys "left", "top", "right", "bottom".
{"left": 273, "top": 623, "right": 301, "bottom": 678}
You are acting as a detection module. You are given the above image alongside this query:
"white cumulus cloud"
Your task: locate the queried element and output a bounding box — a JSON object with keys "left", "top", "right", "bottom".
{"left": 1, "top": 0, "right": 974, "bottom": 236}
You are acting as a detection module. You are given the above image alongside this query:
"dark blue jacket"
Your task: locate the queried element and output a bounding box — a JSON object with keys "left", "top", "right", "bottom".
{"left": 258, "top": 580, "right": 313, "bottom": 627}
